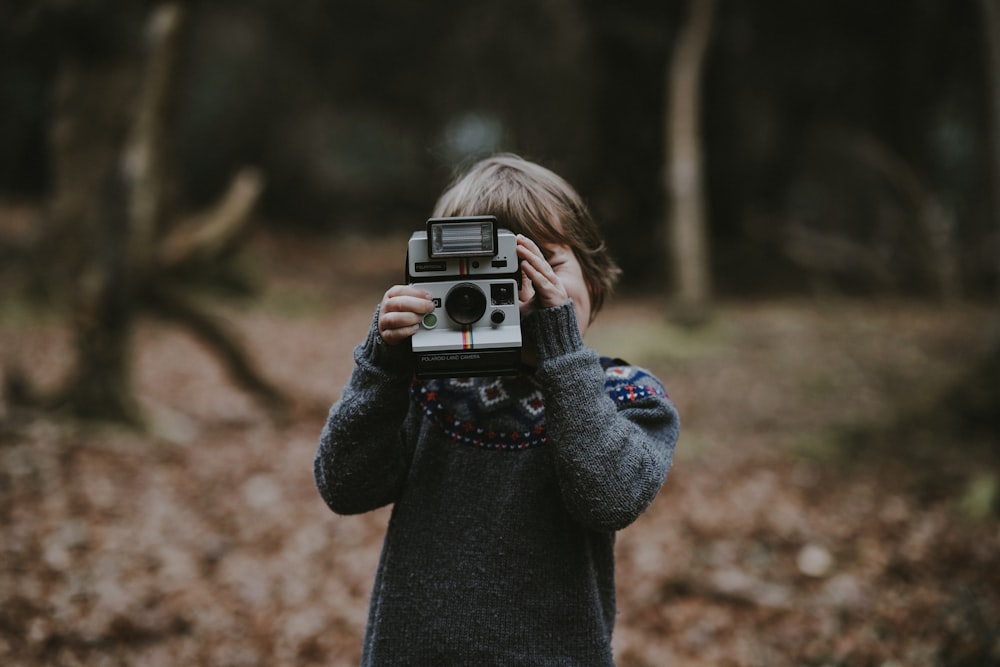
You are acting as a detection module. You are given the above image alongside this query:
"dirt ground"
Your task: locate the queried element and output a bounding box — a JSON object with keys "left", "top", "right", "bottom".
{"left": 1, "top": 231, "right": 998, "bottom": 666}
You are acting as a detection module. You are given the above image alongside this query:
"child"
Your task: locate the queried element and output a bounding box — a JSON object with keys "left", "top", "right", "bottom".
{"left": 314, "top": 154, "right": 679, "bottom": 665}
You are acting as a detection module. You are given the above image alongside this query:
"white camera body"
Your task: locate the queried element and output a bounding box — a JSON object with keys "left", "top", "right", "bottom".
{"left": 406, "top": 216, "right": 522, "bottom": 378}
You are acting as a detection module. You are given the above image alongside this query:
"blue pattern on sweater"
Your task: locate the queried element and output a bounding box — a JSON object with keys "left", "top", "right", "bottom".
{"left": 411, "top": 358, "right": 670, "bottom": 451}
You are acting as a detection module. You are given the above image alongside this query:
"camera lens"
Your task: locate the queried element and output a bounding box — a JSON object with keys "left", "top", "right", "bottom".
{"left": 445, "top": 283, "right": 487, "bottom": 325}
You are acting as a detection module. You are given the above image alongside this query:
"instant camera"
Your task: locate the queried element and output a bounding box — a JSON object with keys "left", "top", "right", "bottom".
{"left": 406, "top": 216, "right": 521, "bottom": 378}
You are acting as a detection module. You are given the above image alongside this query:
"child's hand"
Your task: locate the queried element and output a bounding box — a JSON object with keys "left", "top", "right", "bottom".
{"left": 516, "top": 234, "right": 569, "bottom": 316}
{"left": 378, "top": 285, "right": 435, "bottom": 345}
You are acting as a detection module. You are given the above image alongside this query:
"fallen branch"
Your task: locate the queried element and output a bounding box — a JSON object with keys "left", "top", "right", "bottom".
{"left": 143, "top": 284, "right": 289, "bottom": 417}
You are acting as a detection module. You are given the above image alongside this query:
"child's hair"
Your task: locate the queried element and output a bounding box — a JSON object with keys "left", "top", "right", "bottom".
{"left": 432, "top": 154, "right": 621, "bottom": 321}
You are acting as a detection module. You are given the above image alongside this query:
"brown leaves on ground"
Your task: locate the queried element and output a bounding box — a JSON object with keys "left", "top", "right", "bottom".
{"left": 1, "top": 231, "right": 998, "bottom": 666}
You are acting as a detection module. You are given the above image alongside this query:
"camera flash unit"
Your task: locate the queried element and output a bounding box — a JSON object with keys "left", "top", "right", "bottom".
{"left": 428, "top": 217, "right": 498, "bottom": 258}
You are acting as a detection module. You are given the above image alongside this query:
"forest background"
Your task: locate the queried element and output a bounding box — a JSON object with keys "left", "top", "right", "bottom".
{"left": 1, "top": 1, "right": 999, "bottom": 665}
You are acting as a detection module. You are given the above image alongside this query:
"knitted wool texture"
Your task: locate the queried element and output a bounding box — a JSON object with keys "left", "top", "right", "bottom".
{"left": 315, "top": 302, "right": 679, "bottom": 666}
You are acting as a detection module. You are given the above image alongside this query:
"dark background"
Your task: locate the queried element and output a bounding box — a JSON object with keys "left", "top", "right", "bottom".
{"left": 1, "top": 0, "right": 994, "bottom": 295}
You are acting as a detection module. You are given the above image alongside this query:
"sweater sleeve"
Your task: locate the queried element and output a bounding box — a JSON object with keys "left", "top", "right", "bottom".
{"left": 313, "top": 307, "right": 418, "bottom": 515}
{"left": 524, "top": 301, "right": 680, "bottom": 532}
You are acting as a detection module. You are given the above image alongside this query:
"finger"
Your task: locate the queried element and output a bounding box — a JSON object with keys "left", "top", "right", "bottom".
{"left": 379, "top": 309, "right": 425, "bottom": 330}
{"left": 516, "top": 239, "right": 558, "bottom": 283}
{"left": 382, "top": 294, "right": 435, "bottom": 314}
{"left": 516, "top": 236, "right": 546, "bottom": 267}
{"left": 518, "top": 274, "right": 537, "bottom": 316}
{"left": 519, "top": 254, "right": 548, "bottom": 281}
{"left": 520, "top": 254, "right": 561, "bottom": 297}
{"left": 516, "top": 233, "right": 544, "bottom": 256}
{"left": 382, "top": 284, "right": 435, "bottom": 314}
{"left": 385, "top": 284, "right": 430, "bottom": 297}
{"left": 380, "top": 322, "right": 420, "bottom": 345}
{"left": 378, "top": 308, "right": 424, "bottom": 344}
{"left": 383, "top": 284, "right": 432, "bottom": 303}
{"left": 379, "top": 299, "right": 432, "bottom": 334}
{"left": 518, "top": 254, "right": 568, "bottom": 309}
{"left": 519, "top": 273, "right": 535, "bottom": 302}
{"left": 378, "top": 285, "right": 435, "bottom": 345}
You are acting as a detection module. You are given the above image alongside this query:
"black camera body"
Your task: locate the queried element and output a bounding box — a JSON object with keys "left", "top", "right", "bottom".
{"left": 406, "top": 216, "right": 521, "bottom": 378}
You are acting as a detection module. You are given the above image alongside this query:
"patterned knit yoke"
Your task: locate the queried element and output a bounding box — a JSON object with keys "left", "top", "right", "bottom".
{"left": 410, "top": 358, "right": 670, "bottom": 452}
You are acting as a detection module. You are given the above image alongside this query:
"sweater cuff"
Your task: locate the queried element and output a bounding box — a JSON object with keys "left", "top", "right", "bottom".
{"left": 522, "top": 300, "right": 585, "bottom": 361}
{"left": 356, "top": 305, "right": 415, "bottom": 375}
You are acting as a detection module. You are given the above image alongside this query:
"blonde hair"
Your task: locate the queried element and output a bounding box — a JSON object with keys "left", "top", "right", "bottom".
{"left": 432, "top": 154, "right": 621, "bottom": 320}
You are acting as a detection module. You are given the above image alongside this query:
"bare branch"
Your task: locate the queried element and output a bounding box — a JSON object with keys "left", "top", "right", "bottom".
{"left": 143, "top": 285, "right": 288, "bottom": 415}
{"left": 158, "top": 168, "right": 265, "bottom": 269}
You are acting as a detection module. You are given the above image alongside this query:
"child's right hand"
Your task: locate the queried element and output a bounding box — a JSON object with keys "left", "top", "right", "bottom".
{"left": 378, "top": 285, "right": 435, "bottom": 346}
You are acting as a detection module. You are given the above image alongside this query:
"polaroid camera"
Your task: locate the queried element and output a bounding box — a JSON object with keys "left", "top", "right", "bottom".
{"left": 406, "top": 216, "right": 521, "bottom": 378}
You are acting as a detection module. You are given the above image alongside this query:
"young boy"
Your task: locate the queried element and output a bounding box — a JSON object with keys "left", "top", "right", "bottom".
{"left": 314, "top": 154, "right": 679, "bottom": 665}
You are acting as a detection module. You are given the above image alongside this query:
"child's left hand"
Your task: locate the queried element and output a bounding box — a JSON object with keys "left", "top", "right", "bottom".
{"left": 516, "top": 234, "right": 568, "bottom": 317}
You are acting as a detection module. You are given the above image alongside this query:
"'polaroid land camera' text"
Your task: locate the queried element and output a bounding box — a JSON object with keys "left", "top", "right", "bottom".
{"left": 406, "top": 216, "right": 521, "bottom": 378}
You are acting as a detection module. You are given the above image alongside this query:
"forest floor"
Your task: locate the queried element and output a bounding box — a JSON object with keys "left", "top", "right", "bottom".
{"left": 1, "top": 229, "right": 999, "bottom": 667}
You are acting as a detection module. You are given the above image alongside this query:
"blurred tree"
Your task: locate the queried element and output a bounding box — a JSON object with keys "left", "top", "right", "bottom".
{"left": 11, "top": 3, "right": 284, "bottom": 425}
{"left": 985, "top": 0, "right": 1000, "bottom": 300}
{"left": 665, "top": 0, "right": 715, "bottom": 323}
{"left": 855, "top": 0, "right": 1000, "bottom": 463}
{"left": 21, "top": 0, "right": 147, "bottom": 422}
{"left": 943, "top": 0, "right": 1000, "bottom": 439}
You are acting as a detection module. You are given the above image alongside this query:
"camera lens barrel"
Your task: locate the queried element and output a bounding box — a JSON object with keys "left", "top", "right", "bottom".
{"left": 445, "top": 282, "right": 488, "bottom": 325}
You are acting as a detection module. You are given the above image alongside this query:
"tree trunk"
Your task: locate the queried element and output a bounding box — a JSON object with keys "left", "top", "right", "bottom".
{"left": 48, "top": 58, "right": 143, "bottom": 423}
{"left": 31, "top": 3, "right": 282, "bottom": 425}
{"left": 982, "top": 0, "right": 1000, "bottom": 313}
{"left": 665, "top": 0, "right": 715, "bottom": 324}
{"left": 126, "top": 4, "right": 185, "bottom": 269}
{"left": 942, "top": 0, "right": 999, "bottom": 442}
{"left": 877, "top": 0, "right": 1000, "bottom": 451}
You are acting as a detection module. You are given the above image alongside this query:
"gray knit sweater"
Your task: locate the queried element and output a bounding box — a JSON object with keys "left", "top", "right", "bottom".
{"left": 314, "top": 302, "right": 679, "bottom": 666}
